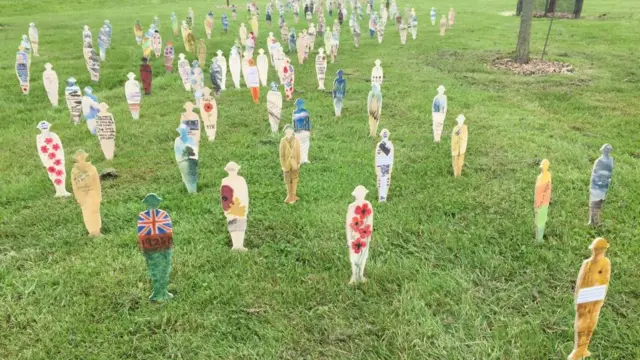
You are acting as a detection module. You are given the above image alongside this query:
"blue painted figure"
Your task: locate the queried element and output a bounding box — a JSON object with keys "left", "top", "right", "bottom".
{"left": 210, "top": 57, "right": 223, "bottom": 95}
{"left": 104, "top": 20, "right": 112, "bottom": 47}
{"left": 221, "top": 13, "right": 229, "bottom": 33}
{"left": 430, "top": 7, "right": 437, "bottom": 25}
{"left": 190, "top": 60, "right": 205, "bottom": 106}
{"left": 82, "top": 86, "right": 99, "bottom": 135}
{"left": 589, "top": 144, "right": 614, "bottom": 226}
{"left": 289, "top": 28, "right": 297, "bottom": 53}
{"left": 174, "top": 124, "right": 198, "bottom": 193}
{"left": 368, "top": 14, "right": 377, "bottom": 39}
{"left": 332, "top": 69, "right": 346, "bottom": 117}
{"left": 98, "top": 26, "right": 107, "bottom": 61}
{"left": 293, "top": 98, "right": 311, "bottom": 164}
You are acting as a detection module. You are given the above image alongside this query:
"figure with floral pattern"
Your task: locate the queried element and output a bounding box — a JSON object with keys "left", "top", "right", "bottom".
{"left": 346, "top": 185, "right": 373, "bottom": 284}
{"left": 36, "top": 121, "right": 71, "bottom": 198}
{"left": 221, "top": 162, "right": 249, "bottom": 251}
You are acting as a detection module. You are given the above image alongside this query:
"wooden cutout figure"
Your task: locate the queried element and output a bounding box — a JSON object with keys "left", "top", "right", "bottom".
{"left": 82, "top": 86, "right": 100, "bottom": 135}
{"left": 153, "top": 16, "right": 160, "bottom": 31}
{"left": 283, "top": 58, "right": 295, "bottom": 101}
{"left": 315, "top": 48, "right": 327, "bottom": 90}
{"left": 376, "top": 19, "right": 385, "bottom": 43}
{"left": 221, "top": 162, "right": 249, "bottom": 251}
{"left": 229, "top": 45, "right": 242, "bottom": 89}
{"left": 197, "top": 39, "right": 207, "bottom": 68}
{"left": 346, "top": 185, "right": 373, "bottom": 284}
{"left": 288, "top": 28, "right": 297, "bottom": 54}
{"left": 177, "top": 53, "right": 191, "bottom": 91}
{"left": 152, "top": 30, "right": 162, "bottom": 58}
{"left": 451, "top": 115, "right": 468, "bottom": 177}
{"left": 257, "top": 49, "right": 269, "bottom": 87}
{"left": 568, "top": 238, "right": 611, "bottom": 360}
{"left": 589, "top": 144, "right": 614, "bottom": 226}
{"left": 200, "top": 87, "right": 218, "bottom": 141}
{"left": 137, "top": 193, "right": 174, "bottom": 302}
{"left": 375, "top": 129, "right": 394, "bottom": 202}
{"left": 332, "top": 69, "right": 346, "bottom": 117}
{"left": 353, "top": 19, "right": 361, "bottom": 48}
{"left": 410, "top": 9, "right": 418, "bottom": 39}
{"left": 29, "top": 22, "right": 39, "bottom": 56}
{"left": 371, "top": 59, "right": 383, "bottom": 87}
{"left": 20, "top": 34, "right": 32, "bottom": 59}
{"left": 164, "top": 41, "right": 175, "bottom": 72}
{"left": 180, "top": 20, "right": 189, "bottom": 44}
{"left": 273, "top": 45, "right": 286, "bottom": 84}
{"left": 308, "top": 23, "right": 316, "bottom": 50}
{"left": 221, "top": 13, "right": 229, "bottom": 32}
{"left": 244, "top": 33, "right": 255, "bottom": 63}
{"left": 205, "top": 11, "right": 214, "bottom": 39}
{"left": 98, "top": 26, "right": 107, "bottom": 61}
{"left": 281, "top": 22, "right": 290, "bottom": 45}
{"left": 448, "top": 8, "right": 455, "bottom": 28}
{"left": 239, "top": 23, "right": 248, "bottom": 46}
{"left": 180, "top": 102, "right": 201, "bottom": 145}
{"left": 368, "top": 83, "right": 382, "bottom": 137}
{"left": 534, "top": 159, "right": 552, "bottom": 242}
{"left": 246, "top": 58, "right": 260, "bottom": 103}
{"left": 330, "top": 27, "right": 340, "bottom": 62}
{"left": 82, "top": 25, "right": 92, "bottom": 46}
{"left": 125, "top": 72, "right": 142, "bottom": 120}
{"left": 440, "top": 15, "right": 447, "bottom": 37}
{"left": 71, "top": 150, "right": 102, "bottom": 237}
{"left": 293, "top": 98, "right": 311, "bottom": 164}
{"left": 190, "top": 60, "right": 205, "bottom": 106}
{"left": 83, "top": 43, "right": 100, "bottom": 82}
{"left": 43, "top": 63, "right": 58, "bottom": 106}
{"left": 134, "top": 20, "right": 143, "bottom": 44}
{"left": 432, "top": 85, "right": 448, "bottom": 143}
{"left": 216, "top": 50, "right": 228, "bottom": 91}
{"left": 251, "top": 15, "right": 259, "bottom": 37}
{"left": 95, "top": 103, "right": 116, "bottom": 160}
{"left": 36, "top": 121, "right": 71, "bottom": 197}
{"left": 15, "top": 49, "right": 30, "bottom": 95}
{"left": 186, "top": 7, "right": 194, "bottom": 29}
{"left": 171, "top": 12, "right": 179, "bottom": 36}
{"left": 368, "top": 14, "right": 377, "bottom": 39}
{"left": 267, "top": 82, "right": 283, "bottom": 133}
{"left": 141, "top": 31, "right": 153, "bottom": 59}
{"left": 140, "top": 57, "right": 152, "bottom": 95}
{"left": 399, "top": 19, "right": 408, "bottom": 44}
{"left": 430, "top": 7, "right": 437, "bottom": 25}
{"left": 267, "top": 32, "right": 277, "bottom": 63}
{"left": 279, "top": 124, "right": 301, "bottom": 204}
{"left": 174, "top": 124, "right": 198, "bottom": 193}
{"left": 210, "top": 57, "right": 223, "bottom": 96}
{"left": 65, "top": 77, "right": 82, "bottom": 125}
{"left": 349, "top": 14, "right": 356, "bottom": 34}
{"left": 296, "top": 30, "right": 307, "bottom": 64}
{"left": 185, "top": 31, "right": 196, "bottom": 53}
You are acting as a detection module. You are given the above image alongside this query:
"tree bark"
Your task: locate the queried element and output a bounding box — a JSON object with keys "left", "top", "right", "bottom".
{"left": 515, "top": 0, "right": 534, "bottom": 64}
{"left": 574, "top": 0, "right": 584, "bottom": 19}
{"left": 516, "top": 0, "right": 523, "bottom": 16}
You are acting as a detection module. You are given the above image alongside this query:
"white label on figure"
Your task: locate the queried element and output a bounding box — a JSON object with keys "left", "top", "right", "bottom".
{"left": 576, "top": 285, "right": 607, "bottom": 304}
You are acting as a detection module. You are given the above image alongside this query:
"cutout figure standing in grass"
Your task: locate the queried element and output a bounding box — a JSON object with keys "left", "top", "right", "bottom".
{"left": 36, "top": 121, "right": 71, "bottom": 198}
{"left": 375, "top": 129, "right": 394, "bottom": 202}
{"left": 451, "top": 114, "right": 468, "bottom": 177}
{"left": 367, "top": 82, "right": 382, "bottom": 137}
{"left": 137, "top": 193, "right": 174, "bottom": 302}
{"left": 431, "top": 85, "right": 447, "bottom": 143}
{"left": 588, "top": 144, "right": 613, "bottom": 226}
{"left": 293, "top": 98, "right": 311, "bottom": 164}
{"left": 71, "top": 150, "right": 102, "bottom": 237}
{"left": 280, "top": 124, "right": 301, "bottom": 204}
{"left": 333, "top": 69, "right": 346, "bottom": 116}
{"left": 221, "top": 162, "right": 249, "bottom": 251}
{"left": 346, "top": 185, "right": 373, "bottom": 284}
{"left": 174, "top": 124, "right": 198, "bottom": 194}
{"left": 534, "top": 159, "right": 552, "bottom": 242}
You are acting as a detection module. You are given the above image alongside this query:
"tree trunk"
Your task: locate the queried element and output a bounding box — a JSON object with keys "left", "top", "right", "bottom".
{"left": 226, "top": 0, "right": 230, "bottom": 7}
{"left": 574, "top": 0, "right": 584, "bottom": 19}
{"left": 516, "top": 0, "right": 523, "bottom": 16}
{"left": 546, "top": 0, "right": 557, "bottom": 15}
{"left": 515, "top": 0, "right": 534, "bottom": 64}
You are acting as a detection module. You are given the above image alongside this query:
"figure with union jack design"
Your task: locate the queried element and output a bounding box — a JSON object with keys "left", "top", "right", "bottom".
{"left": 137, "top": 193, "right": 174, "bottom": 301}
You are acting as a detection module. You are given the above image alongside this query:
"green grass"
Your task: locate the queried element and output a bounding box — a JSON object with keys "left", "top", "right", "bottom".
{"left": 1, "top": 0, "right": 640, "bottom": 358}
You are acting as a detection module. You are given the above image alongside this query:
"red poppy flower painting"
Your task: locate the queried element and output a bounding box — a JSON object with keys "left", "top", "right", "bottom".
{"left": 351, "top": 238, "right": 367, "bottom": 254}
{"left": 203, "top": 103, "right": 214, "bottom": 113}
{"left": 40, "top": 145, "right": 49, "bottom": 153}
{"left": 220, "top": 185, "right": 234, "bottom": 211}
{"left": 355, "top": 203, "right": 372, "bottom": 219}
{"left": 52, "top": 143, "right": 61, "bottom": 151}
{"left": 54, "top": 178, "right": 63, "bottom": 185}
{"left": 358, "top": 224, "right": 372, "bottom": 239}
{"left": 48, "top": 152, "right": 56, "bottom": 160}
{"left": 55, "top": 169, "right": 64, "bottom": 177}
{"left": 350, "top": 216, "right": 363, "bottom": 231}
{"left": 53, "top": 159, "right": 62, "bottom": 166}
{"left": 47, "top": 166, "right": 56, "bottom": 173}
{"left": 45, "top": 138, "right": 54, "bottom": 144}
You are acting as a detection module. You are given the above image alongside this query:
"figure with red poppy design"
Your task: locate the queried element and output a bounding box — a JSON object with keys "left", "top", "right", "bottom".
{"left": 220, "top": 162, "right": 249, "bottom": 251}
{"left": 71, "top": 150, "right": 102, "bottom": 237}
{"left": 346, "top": 185, "right": 373, "bottom": 284}
{"left": 200, "top": 87, "right": 218, "bottom": 141}
{"left": 375, "top": 129, "right": 394, "bottom": 202}
{"left": 36, "top": 121, "right": 71, "bottom": 198}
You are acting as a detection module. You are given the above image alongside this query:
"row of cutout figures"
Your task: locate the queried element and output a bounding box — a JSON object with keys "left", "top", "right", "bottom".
{"left": 35, "top": 119, "right": 613, "bottom": 359}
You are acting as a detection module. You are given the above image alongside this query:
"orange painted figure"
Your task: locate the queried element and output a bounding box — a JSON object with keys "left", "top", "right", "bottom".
{"left": 568, "top": 238, "right": 611, "bottom": 360}
{"left": 246, "top": 58, "right": 260, "bottom": 104}
{"left": 534, "top": 159, "right": 551, "bottom": 241}
{"left": 451, "top": 114, "right": 468, "bottom": 177}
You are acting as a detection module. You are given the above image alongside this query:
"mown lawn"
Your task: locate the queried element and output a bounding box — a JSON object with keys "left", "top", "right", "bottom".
{"left": 1, "top": 0, "right": 639, "bottom": 358}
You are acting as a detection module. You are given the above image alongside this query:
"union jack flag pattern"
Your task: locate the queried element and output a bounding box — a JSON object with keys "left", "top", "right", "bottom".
{"left": 137, "top": 209, "right": 173, "bottom": 252}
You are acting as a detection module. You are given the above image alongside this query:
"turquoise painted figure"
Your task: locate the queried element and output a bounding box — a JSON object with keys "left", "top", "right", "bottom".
{"left": 174, "top": 124, "right": 199, "bottom": 193}
{"left": 293, "top": 98, "right": 311, "bottom": 164}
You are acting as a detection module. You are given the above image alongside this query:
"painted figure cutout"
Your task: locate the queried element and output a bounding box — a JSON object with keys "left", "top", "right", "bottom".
{"left": 240, "top": 23, "right": 248, "bottom": 45}
{"left": 267, "top": 82, "right": 283, "bottom": 133}
{"left": 251, "top": 15, "right": 259, "bottom": 37}
{"left": 20, "top": 34, "right": 32, "bottom": 58}
{"left": 308, "top": 23, "right": 317, "bottom": 50}
{"left": 95, "top": 103, "right": 116, "bottom": 160}
{"left": 376, "top": 20, "right": 385, "bottom": 43}
{"left": 280, "top": 124, "right": 302, "bottom": 204}
{"left": 281, "top": 22, "right": 290, "bottom": 45}
{"left": 177, "top": 53, "right": 191, "bottom": 91}
{"left": 180, "top": 101, "right": 201, "bottom": 145}
{"left": 535, "top": 159, "right": 552, "bottom": 242}
{"left": 190, "top": 60, "right": 205, "bottom": 106}
{"left": 368, "top": 83, "right": 382, "bottom": 137}
{"left": 273, "top": 45, "right": 286, "bottom": 84}
{"left": 186, "top": 7, "right": 194, "bottom": 29}
{"left": 137, "top": 193, "right": 174, "bottom": 302}
{"left": 152, "top": 30, "right": 162, "bottom": 58}
{"left": 451, "top": 115, "right": 468, "bottom": 177}
{"left": 185, "top": 31, "right": 196, "bottom": 53}
{"left": 221, "top": 162, "right": 249, "bottom": 251}
{"left": 430, "top": 7, "right": 436, "bottom": 25}
{"left": 29, "top": 22, "right": 39, "bottom": 56}
{"left": 83, "top": 42, "right": 100, "bottom": 82}
{"left": 257, "top": 49, "right": 269, "bottom": 87}
{"left": 171, "top": 12, "right": 179, "bottom": 36}
{"left": 181, "top": 20, "right": 189, "bottom": 43}
{"left": 296, "top": 30, "right": 307, "bottom": 64}
{"left": 229, "top": 45, "right": 242, "bottom": 89}
{"left": 375, "top": 129, "right": 394, "bottom": 202}
{"left": 141, "top": 31, "right": 153, "bottom": 59}
{"left": 82, "top": 86, "right": 100, "bottom": 135}
{"left": 98, "top": 26, "right": 107, "bottom": 61}
{"left": 140, "top": 57, "right": 152, "bottom": 95}
{"left": 568, "top": 238, "right": 611, "bottom": 360}
{"left": 346, "top": 185, "right": 373, "bottom": 284}
{"left": 205, "top": 11, "right": 214, "bottom": 39}
{"left": 125, "top": 72, "right": 142, "bottom": 120}
{"left": 293, "top": 98, "right": 311, "bottom": 164}
{"left": 216, "top": 50, "right": 228, "bottom": 91}
{"left": 589, "top": 144, "right": 614, "bottom": 226}
{"left": 410, "top": 9, "right": 418, "bottom": 39}
{"left": 315, "top": 48, "right": 327, "bottom": 90}
{"left": 283, "top": 58, "right": 295, "bottom": 100}
{"left": 164, "top": 41, "right": 175, "bottom": 72}
{"left": 440, "top": 15, "right": 447, "bottom": 36}
{"left": 210, "top": 57, "right": 223, "bottom": 95}
{"left": 448, "top": 8, "right": 455, "bottom": 28}
{"left": 330, "top": 26, "right": 340, "bottom": 62}
{"left": 333, "top": 69, "right": 346, "bottom": 117}
{"left": 222, "top": 13, "right": 229, "bottom": 32}
{"left": 289, "top": 28, "right": 297, "bottom": 54}
{"left": 36, "top": 121, "right": 71, "bottom": 197}
{"left": 174, "top": 124, "right": 199, "bottom": 194}
{"left": 432, "top": 85, "right": 447, "bottom": 143}
{"left": 65, "top": 77, "right": 82, "bottom": 125}
{"left": 399, "top": 19, "right": 408, "bottom": 44}
{"left": 71, "top": 150, "right": 102, "bottom": 237}
{"left": 197, "top": 39, "right": 207, "bottom": 67}
{"left": 134, "top": 20, "right": 143, "bottom": 44}
{"left": 43, "top": 63, "right": 58, "bottom": 106}
{"left": 353, "top": 20, "right": 361, "bottom": 48}
{"left": 371, "top": 59, "right": 383, "bottom": 87}
{"left": 200, "top": 87, "right": 218, "bottom": 141}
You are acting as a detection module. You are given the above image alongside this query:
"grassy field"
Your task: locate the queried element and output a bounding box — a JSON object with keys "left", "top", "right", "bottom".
{"left": 1, "top": 0, "right": 640, "bottom": 358}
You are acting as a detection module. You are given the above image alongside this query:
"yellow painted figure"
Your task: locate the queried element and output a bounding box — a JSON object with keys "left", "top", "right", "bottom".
{"left": 185, "top": 31, "right": 196, "bottom": 53}
{"left": 451, "top": 114, "right": 468, "bottom": 177}
{"left": 251, "top": 15, "right": 259, "bottom": 38}
{"left": 279, "top": 124, "right": 301, "bottom": 204}
{"left": 534, "top": 159, "right": 552, "bottom": 241}
{"left": 568, "top": 238, "right": 611, "bottom": 360}
{"left": 71, "top": 150, "right": 102, "bottom": 237}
